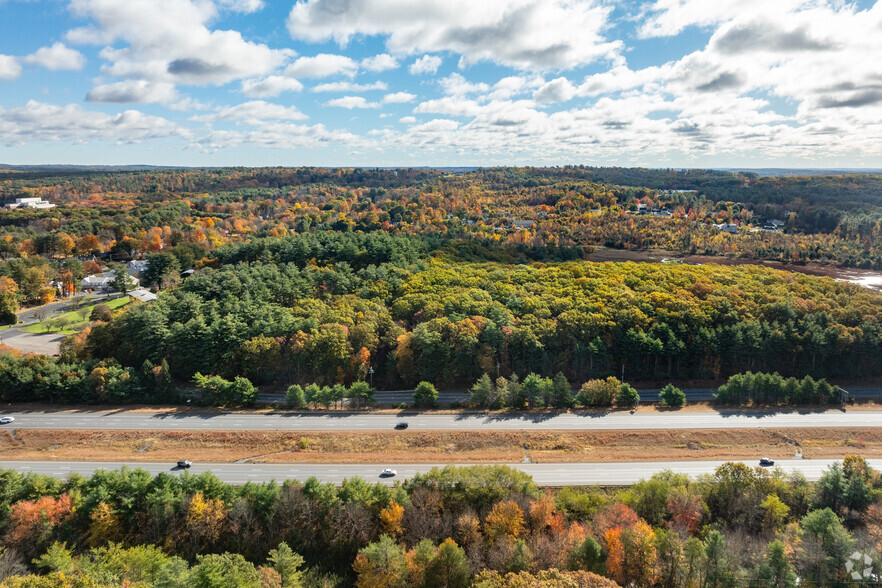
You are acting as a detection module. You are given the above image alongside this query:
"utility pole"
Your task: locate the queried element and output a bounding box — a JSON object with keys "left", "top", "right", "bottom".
{"left": 369, "top": 366, "right": 374, "bottom": 388}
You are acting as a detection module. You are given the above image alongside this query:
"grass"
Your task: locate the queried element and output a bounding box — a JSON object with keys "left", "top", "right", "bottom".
{"left": 1, "top": 427, "right": 881, "bottom": 464}
{"left": 21, "top": 296, "right": 131, "bottom": 335}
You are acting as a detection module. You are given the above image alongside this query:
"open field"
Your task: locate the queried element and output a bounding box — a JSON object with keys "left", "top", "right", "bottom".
{"left": 20, "top": 295, "right": 130, "bottom": 335}
{"left": 2, "top": 427, "right": 881, "bottom": 464}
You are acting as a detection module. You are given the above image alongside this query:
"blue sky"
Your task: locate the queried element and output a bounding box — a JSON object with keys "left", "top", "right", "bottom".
{"left": 1, "top": 0, "right": 881, "bottom": 167}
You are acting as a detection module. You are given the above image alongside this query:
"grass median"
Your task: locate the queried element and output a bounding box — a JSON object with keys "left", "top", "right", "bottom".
{"left": 1, "top": 427, "right": 880, "bottom": 464}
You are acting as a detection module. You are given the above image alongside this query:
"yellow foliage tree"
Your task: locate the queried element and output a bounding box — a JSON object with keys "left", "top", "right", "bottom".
{"left": 484, "top": 500, "right": 525, "bottom": 544}
{"left": 379, "top": 500, "right": 405, "bottom": 538}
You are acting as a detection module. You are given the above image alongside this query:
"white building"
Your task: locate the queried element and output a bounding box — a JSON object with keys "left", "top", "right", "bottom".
{"left": 81, "top": 271, "right": 138, "bottom": 292}
{"left": 713, "top": 223, "right": 739, "bottom": 234}
{"left": 4, "top": 197, "right": 56, "bottom": 210}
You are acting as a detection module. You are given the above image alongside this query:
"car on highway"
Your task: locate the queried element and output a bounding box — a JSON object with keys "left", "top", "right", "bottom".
{"left": 759, "top": 457, "right": 774, "bottom": 466}
{"left": 394, "top": 422, "right": 408, "bottom": 430}
{"left": 0, "top": 417, "right": 14, "bottom": 424}
{"left": 176, "top": 460, "right": 192, "bottom": 468}
{"left": 380, "top": 468, "right": 397, "bottom": 477}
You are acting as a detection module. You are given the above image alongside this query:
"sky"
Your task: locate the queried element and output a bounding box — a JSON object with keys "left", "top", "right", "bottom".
{"left": 1, "top": 0, "right": 881, "bottom": 168}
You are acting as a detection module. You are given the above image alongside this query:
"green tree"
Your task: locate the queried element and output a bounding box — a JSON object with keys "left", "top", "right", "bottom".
{"left": 413, "top": 381, "right": 438, "bottom": 408}
{"left": 551, "top": 372, "right": 573, "bottom": 409}
{"left": 352, "top": 535, "right": 408, "bottom": 588}
{"left": 424, "top": 539, "right": 469, "bottom": 588}
{"left": 756, "top": 540, "right": 797, "bottom": 588}
{"left": 470, "top": 374, "right": 494, "bottom": 408}
{"left": 190, "top": 553, "right": 261, "bottom": 588}
{"left": 286, "top": 385, "right": 305, "bottom": 409}
{"left": 659, "top": 384, "right": 686, "bottom": 407}
{"left": 267, "top": 542, "right": 304, "bottom": 588}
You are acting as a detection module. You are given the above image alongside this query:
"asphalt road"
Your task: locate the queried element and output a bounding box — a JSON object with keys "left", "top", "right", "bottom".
{"left": 1, "top": 409, "right": 880, "bottom": 431}
{"left": 5, "top": 458, "right": 879, "bottom": 486}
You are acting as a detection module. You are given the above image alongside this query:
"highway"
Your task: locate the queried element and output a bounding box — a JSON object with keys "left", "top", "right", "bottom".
{"left": 4, "top": 459, "right": 879, "bottom": 486}
{"left": 0, "top": 408, "right": 879, "bottom": 431}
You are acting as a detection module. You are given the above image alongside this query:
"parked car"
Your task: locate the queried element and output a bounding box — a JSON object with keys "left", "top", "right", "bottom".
{"left": 176, "top": 460, "right": 192, "bottom": 468}
{"left": 394, "top": 422, "right": 408, "bottom": 430}
{"left": 0, "top": 417, "right": 14, "bottom": 424}
{"left": 759, "top": 457, "right": 774, "bottom": 466}
{"left": 380, "top": 468, "right": 397, "bottom": 477}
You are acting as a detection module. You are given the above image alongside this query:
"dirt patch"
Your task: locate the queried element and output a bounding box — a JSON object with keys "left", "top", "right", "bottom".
{"left": 2, "top": 428, "right": 882, "bottom": 464}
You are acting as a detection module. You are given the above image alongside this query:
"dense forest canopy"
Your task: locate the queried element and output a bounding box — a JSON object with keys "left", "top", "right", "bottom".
{"left": 0, "top": 459, "right": 879, "bottom": 586}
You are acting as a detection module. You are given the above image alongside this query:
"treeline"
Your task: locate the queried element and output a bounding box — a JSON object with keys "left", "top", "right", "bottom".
{"left": 467, "top": 373, "right": 639, "bottom": 410}
{"left": 68, "top": 242, "right": 882, "bottom": 391}
{"left": 0, "top": 351, "right": 177, "bottom": 404}
{"left": 4, "top": 166, "right": 882, "bottom": 273}
{"left": 1, "top": 460, "right": 880, "bottom": 586}
{"left": 715, "top": 372, "right": 842, "bottom": 406}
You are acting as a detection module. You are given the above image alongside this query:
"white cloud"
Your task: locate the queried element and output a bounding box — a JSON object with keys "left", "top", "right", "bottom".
{"left": 241, "top": 75, "right": 304, "bottom": 97}
{"left": 192, "top": 100, "right": 308, "bottom": 124}
{"left": 0, "top": 55, "right": 21, "bottom": 80}
{"left": 399, "top": 116, "right": 417, "bottom": 123}
{"left": 285, "top": 54, "right": 358, "bottom": 78}
{"left": 25, "top": 42, "right": 86, "bottom": 71}
{"left": 409, "top": 55, "right": 442, "bottom": 75}
{"left": 312, "top": 81, "right": 387, "bottom": 92}
{"left": 67, "top": 0, "right": 290, "bottom": 85}
{"left": 0, "top": 100, "right": 185, "bottom": 145}
{"left": 287, "top": 0, "right": 621, "bottom": 71}
{"left": 361, "top": 53, "right": 398, "bottom": 72}
{"left": 86, "top": 80, "right": 178, "bottom": 103}
{"left": 325, "top": 96, "right": 379, "bottom": 109}
{"left": 533, "top": 77, "right": 576, "bottom": 103}
{"left": 216, "top": 0, "right": 264, "bottom": 13}
{"left": 383, "top": 91, "right": 416, "bottom": 103}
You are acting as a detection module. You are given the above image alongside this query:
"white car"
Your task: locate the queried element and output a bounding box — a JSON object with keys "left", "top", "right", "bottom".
{"left": 380, "top": 468, "right": 397, "bottom": 477}
{"left": 0, "top": 417, "right": 14, "bottom": 424}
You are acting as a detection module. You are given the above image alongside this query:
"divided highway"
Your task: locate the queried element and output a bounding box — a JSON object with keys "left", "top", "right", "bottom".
{"left": 0, "top": 409, "right": 880, "bottom": 431}
{"left": 6, "top": 459, "right": 881, "bottom": 486}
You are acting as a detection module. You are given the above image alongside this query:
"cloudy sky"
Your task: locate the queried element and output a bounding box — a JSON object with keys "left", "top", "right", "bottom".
{"left": 1, "top": 0, "right": 881, "bottom": 167}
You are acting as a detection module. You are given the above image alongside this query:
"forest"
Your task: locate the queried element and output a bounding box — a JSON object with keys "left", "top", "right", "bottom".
{"left": 1, "top": 165, "right": 882, "bottom": 397}
{"left": 0, "top": 459, "right": 879, "bottom": 586}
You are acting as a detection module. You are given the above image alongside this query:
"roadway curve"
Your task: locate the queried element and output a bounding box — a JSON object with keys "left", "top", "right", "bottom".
{"left": 5, "top": 459, "right": 879, "bottom": 486}
{"left": 0, "top": 409, "right": 880, "bottom": 431}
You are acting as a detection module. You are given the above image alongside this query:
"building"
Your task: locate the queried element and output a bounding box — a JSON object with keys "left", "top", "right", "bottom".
{"left": 512, "top": 220, "right": 536, "bottom": 229}
{"left": 129, "top": 289, "right": 158, "bottom": 302}
{"left": 4, "top": 197, "right": 56, "bottom": 210}
{"left": 81, "top": 271, "right": 138, "bottom": 292}
{"left": 713, "top": 223, "right": 739, "bottom": 234}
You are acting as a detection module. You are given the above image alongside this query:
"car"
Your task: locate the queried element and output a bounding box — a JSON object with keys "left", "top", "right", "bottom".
{"left": 380, "top": 468, "right": 397, "bottom": 477}
{"left": 0, "top": 417, "right": 14, "bottom": 424}
{"left": 759, "top": 457, "right": 774, "bottom": 466}
{"left": 394, "top": 422, "right": 408, "bottom": 430}
{"left": 176, "top": 460, "right": 192, "bottom": 468}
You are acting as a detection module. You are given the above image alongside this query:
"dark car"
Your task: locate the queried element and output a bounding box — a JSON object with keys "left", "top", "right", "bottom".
{"left": 176, "top": 460, "right": 192, "bottom": 468}
{"left": 394, "top": 422, "right": 409, "bottom": 430}
{"left": 759, "top": 457, "right": 774, "bottom": 466}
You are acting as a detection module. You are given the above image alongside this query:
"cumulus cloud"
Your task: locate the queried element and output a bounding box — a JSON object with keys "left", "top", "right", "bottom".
{"left": 361, "top": 53, "right": 398, "bottom": 72}
{"left": 285, "top": 54, "right": 358, "bottom": 78}
{"left": 399, "top": 116, "right": 417, "bottom": 123}
{"left": 67, "top": 0, "right": 290, "bottom": 85}
{"left": 25, "top": 42, "right": 86, "bottom": 71}
{"left": 86, "top": 80, "right": 178, "bottom": 103}
{"left": 192, "top": 100, "right": 308, "bottom": 123}
{"left": 0, "top": 55, "right": 21, "bottom": 80}
{"left": 533, "top": 77, "right": 576, "bottom": 103}
{"left": 325, "top": 96, "right": 379, "bottom": 109}
{"left": 409, "top": 55, "right": 442, "bottom": 75}
{"left": 0, "top": 100, "right": 185, "bottom": 145}
{"left": 287, "top": 0, "right": 620, "bottom": 71}
{"left": 312, "top": 81, "right": 387, "bottom": 92}
{"left": 383, "top": 91, "right": 416, "bottom": 103}
{"left": 240, "top": 75, "right": 304, "bottom": 97}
